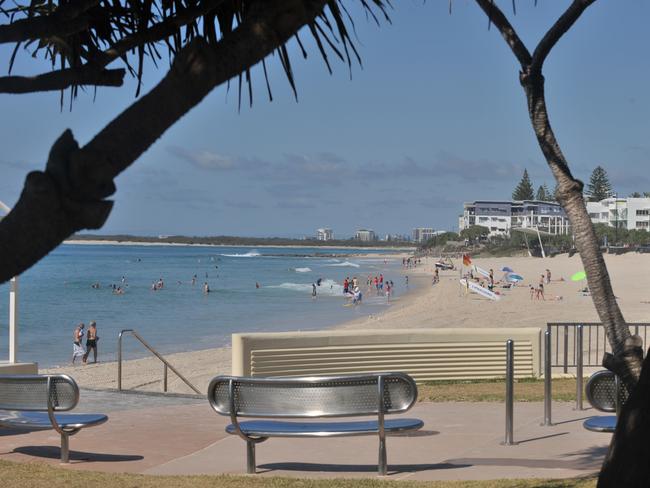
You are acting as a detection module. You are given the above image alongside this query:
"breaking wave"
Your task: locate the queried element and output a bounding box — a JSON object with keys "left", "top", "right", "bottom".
{"left": 219, "top": 250, "right": 261, "bottom": 258}
{"left": 326, "top": 261, "right": 360, "bottom": 268}
{"left": 294, "top": 267, "right": 312, "bottom": 273}
{"left": 268, "top": 279, "right": 344, "bottom": 296}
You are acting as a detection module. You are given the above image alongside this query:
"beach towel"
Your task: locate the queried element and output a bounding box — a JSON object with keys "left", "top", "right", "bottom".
{"left": 73, "top": 342, "right": 85, "bottom": 358}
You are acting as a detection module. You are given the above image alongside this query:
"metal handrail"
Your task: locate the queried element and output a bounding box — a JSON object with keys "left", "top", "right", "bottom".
{"left": 117, "top": 329, "right": 201, "bottom": 394}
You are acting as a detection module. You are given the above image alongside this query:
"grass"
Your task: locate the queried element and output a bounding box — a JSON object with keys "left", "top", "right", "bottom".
{"left": 0, "top": 460, "right": 597, "bottom": 488}
{"left": 417, "top": 377, "right": 577, "bottom": 402}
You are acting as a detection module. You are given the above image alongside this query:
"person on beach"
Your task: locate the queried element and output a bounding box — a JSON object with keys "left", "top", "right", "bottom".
{"left": 546, "top": 269, "right": 551, "bottom": 284}
{"left": 537, "top": 275, "right": 546, "bottom": 300}
{"left": 83, "top": 321, "right": 99, "bottom": 364}
{"left": 72, "top": 323, "right": 85, "bottom": 365}
{"left": 488, "top": 269, "right": 495, "bottom": 291}
{"left": 312, "top": 283, "right": 317, "bottom": 299}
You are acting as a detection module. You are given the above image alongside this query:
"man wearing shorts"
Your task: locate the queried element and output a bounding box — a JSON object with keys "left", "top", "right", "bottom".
{"left": 83, "top": 321, "right": 99, "bottom": 363}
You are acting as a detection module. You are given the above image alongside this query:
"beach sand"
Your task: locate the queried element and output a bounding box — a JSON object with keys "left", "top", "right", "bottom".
{"left": 44, "top": 253, "right": 650, "bottom": 394}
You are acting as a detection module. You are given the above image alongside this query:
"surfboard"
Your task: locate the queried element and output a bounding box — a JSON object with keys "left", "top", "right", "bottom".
{"left": 460, "top": 279, "right": 501, "bottom": 301}
{"left": 474, "top": 265, "right": 491, "bottom": 279}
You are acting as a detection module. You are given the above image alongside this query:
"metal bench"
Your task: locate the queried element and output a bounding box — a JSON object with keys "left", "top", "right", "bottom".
{"left": 583, "top": 370, "right": 629, "bottom": 433}
{"left": 208, "top": 372, "right": 423, "bottom": 475}
{"left": 0, "top": 374, "right": 108, "bottom": 462}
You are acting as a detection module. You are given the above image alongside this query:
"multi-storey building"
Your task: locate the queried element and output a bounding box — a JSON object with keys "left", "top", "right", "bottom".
{"left": 355, "top": 229, "right": 376, "bottom": 242}
{"left": 315, "top": 228, "right": 334, "bottom": 241}
{"left": 587, "top": 197, "right": 650, "bottom": 231}
{"left": 459, "top": 200, "right": 571, "bottom": 237}
{"left": 412, "top": 228, "right": 435, "bottom": 243}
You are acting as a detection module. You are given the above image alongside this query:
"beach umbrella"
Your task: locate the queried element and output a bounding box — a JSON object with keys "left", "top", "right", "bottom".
{"left": 501, "top": 266, "right": 513, "bottom": 273}
{"left": 571, "top": 271, "right": 587, "bottom": 282}
{"left": 506, "top": 273, "right": 523, "bottom": 282}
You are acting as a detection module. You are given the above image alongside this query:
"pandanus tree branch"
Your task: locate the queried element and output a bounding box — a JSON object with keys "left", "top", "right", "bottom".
{"left": 0, "top": 0, "right": 330, "bottom": 282}
{"left": 473, "top": 1, "right": 648, "bottom": 486}
{"left": 0, "top": 0, "right": 99, "bottom": 43}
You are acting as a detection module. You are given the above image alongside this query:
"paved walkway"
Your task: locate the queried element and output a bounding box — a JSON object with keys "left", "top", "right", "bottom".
{"left": 0, "top": 390, "right": 609, "bottom": 481}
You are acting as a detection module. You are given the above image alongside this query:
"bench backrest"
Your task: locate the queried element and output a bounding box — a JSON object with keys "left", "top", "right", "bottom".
{"left": 0, "top": 374, "right": 79, "bottom": 412}
{"left": 208, "top": 373, "right": 418, "bottom": 418}
{"left": 585, "top": 370, "right": 629, "bottom": 413}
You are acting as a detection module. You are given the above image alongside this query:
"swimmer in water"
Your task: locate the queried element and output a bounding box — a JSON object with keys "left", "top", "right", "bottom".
{"left": 203, "top": 282, "right": 210, "bottom": 294}
{"left": 256, "top": 282, "right": 260, "bottom": 289}
{"left": 312, "top": 283, "right": 317, "bottom": 299}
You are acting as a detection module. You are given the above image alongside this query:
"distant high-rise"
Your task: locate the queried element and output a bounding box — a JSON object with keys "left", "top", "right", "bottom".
{"left": 355, "top": 229, "right": 376, "bottom": 242}
{"left": 316, "top": 228, "right": 334, "bottom": 241}
{"left": 412, "top": 228, "right": 435, "bottom": 243}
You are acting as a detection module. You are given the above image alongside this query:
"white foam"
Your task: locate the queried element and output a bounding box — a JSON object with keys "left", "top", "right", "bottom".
{"left": 269, "top": 279, "right": 344, "bottom": 296}
{"left": 294, "top": 267, "right": 312, "bottom": 273}
{"left": 326, "top": 261, "right": 360, "bottom": 268}
{"left": 220, "top": 250, "right": 261, "bottom": 258}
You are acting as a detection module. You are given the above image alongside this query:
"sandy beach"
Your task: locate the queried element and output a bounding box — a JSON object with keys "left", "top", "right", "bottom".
{"left": 44, "top": 253, "right": 650, "bottom": 394}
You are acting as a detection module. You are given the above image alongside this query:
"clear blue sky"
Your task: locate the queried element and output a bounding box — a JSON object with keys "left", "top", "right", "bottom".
{"left": 1, "top": 1, "right": 648, "bottom": 238}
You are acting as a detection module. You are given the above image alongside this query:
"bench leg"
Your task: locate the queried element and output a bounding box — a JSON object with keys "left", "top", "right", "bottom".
{"left": 246, "top": 440, "right": 256, "bottom": 474}
{"left": 378, "top": 437, "right": 387, "bottom": 476}
{"left": 60, "top": 433, "right": 70, "bottom": 463}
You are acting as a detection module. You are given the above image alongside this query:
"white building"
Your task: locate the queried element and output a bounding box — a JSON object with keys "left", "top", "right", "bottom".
{"left": 355, "top": 229, "right": 376, "bottom": 242}
{"left": 587, "top": 197, "right": 650, "bottom": 231}
{"left": 412, "top": 228, "right": 435, "bottom": 243}
{"left": 460, "top": 200, "right": 571, "bottom": 238}
{"left": 316, "top": 228, "right": 334, "bottom": 241}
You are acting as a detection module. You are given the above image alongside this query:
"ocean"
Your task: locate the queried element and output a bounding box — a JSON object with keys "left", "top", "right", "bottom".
{"left": 0, "top": 244, "right": 410, "bottom": 368}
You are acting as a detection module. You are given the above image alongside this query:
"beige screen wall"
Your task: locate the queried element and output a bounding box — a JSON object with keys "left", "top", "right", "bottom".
{"left": 232, "top": 328, "right": 541, "bottom": 382}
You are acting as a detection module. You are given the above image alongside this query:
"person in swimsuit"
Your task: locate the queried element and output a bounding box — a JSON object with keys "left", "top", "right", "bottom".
{"left": 72, "top": 323, "right": 85, "bottom": 365}
{"left": 83, "top": 321, "right": 99, "bottom": 364}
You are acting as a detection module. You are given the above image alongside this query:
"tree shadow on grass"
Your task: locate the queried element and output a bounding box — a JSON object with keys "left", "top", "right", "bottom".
{"left": 445, "top": 445, "right": 608, "bottom": 471}
{"left": 13, "top": 446, "right": 143, "bottom": 463}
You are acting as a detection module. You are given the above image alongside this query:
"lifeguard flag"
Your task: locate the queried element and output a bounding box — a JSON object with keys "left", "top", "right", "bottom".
{"left": 463, "top": 254, "right": 472, "bottom": 266}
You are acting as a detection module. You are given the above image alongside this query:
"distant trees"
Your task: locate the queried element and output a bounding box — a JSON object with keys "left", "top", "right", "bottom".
{"left": 535, "top": 184, "right": 552, "bottom": 201}
{"left": 512, "top": 169, "right": 535, "bottom": 200}
{"left": 587, "top": 166, "right": 613, "bottom": 202}
{"left": 460, "top": 225, "right": 489, "bottom": 242}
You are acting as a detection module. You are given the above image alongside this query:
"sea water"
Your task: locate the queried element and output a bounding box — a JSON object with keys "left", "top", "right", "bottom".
{"left": 0, "top": 244, "right": 410, "bottom": 367}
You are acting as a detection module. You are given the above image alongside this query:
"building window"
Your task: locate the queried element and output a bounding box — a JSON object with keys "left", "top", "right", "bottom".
{"left": 636, "top": 209, "right": 650, "bottom": 216}
{"left": 637, "top": 221, "right": 649, "bottom": 228}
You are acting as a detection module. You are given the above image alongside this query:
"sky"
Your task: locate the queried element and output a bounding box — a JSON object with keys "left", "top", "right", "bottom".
{"left": 1, "top": 0, "right": 649, "bottom": 238}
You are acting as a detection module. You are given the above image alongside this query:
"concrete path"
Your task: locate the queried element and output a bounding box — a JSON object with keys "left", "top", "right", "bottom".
{"left": 0, "top": 390, "right": 610, "bottom": 481}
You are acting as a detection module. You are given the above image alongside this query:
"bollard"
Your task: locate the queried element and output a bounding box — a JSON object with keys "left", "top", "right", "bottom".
{"left": 575, "top": 325, "right": 584, "bottom": 410}
{"left": 163, "top": 363, "right": 168, "bottom": 392}
{"left": 504, "top": 339, "right": 515, "bottom": 445}
{"left": 543, "top": 330, "right": 552, "bottom": 426}
{"left": 564, "top": 325, "right": 569, "bottom": 374}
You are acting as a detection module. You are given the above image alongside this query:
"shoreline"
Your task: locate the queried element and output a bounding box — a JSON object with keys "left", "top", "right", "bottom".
{"left": 47, "top": 252, "right": 650, "bottom": 394}
{"left": 43, "top": 256, "right": 425, "bottom": 393}
{"left": 63, "top": 239, "right": 416, "bottom": 251}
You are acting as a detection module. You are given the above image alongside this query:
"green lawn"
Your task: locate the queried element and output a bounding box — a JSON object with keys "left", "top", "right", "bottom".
{"left": 0, "top": 460, "right": 596, "bottom": 488}
{"left": 417, "top": 378, "right": 577, "bottom": 402}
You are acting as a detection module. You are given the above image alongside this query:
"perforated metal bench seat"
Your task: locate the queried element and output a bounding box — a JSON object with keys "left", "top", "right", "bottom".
{"left": 583, "top": 370, "right": 628, "bottom": 435}
{"left": 226, "top": 418, "right": 424, "bottom": 437}
{"left": 209, "top": 373, "right": 423, "bottom": 475}
{"left": 0, "top": 374, "right": 108, "bottom": 462}
{"left": 0, "top": 411, "right": 107, "bottom": 431}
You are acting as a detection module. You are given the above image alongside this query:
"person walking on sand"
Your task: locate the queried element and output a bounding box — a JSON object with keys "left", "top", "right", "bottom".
{"left": 72, "top": 323, "right": 85, "bottom": 365}
{"left": 83, "top": 321, "right": 99, "bottom": 364}
{"left": 546, "top": 269, "right": 551, "bottom": 284}
{"left": 537, "top": 274, "right": 546, "bottom": 301}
